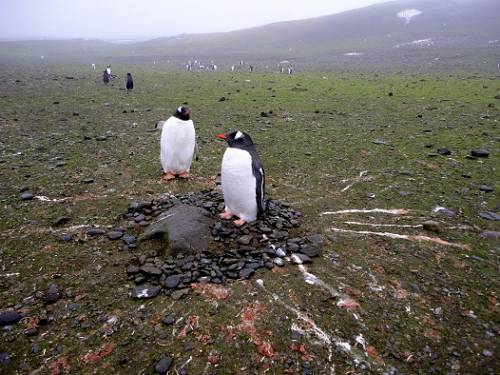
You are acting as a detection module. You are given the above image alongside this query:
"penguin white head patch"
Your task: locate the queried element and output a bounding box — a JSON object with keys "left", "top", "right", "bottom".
{"left": 177, "top": 106, "right": 183, "bottom": 113}
{"left": 234, "top": 131, "right": 244, "bottom": 140}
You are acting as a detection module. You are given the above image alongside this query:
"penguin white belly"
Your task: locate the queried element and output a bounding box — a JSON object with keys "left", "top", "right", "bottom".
{"left": 221, "top": 148, "right": 258, "bottom": 222}
{"left": 160, "top": 118, "right": 195, "bottom": 174}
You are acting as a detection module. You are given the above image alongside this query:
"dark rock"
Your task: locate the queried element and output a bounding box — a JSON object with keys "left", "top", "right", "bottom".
{"left": 479, "top": 185, "right": 494, "bottom": 192}
{"left": 87, "top": 228, "right": 106, "bottom": 236}
{"left": 59, "top": 234, "right": 72, "bottom": 242}
{"left": 479, "top": 212, "right": 500, "bottom": 221}
{"left": 218, "top": 97, "right": 226, "bottom": 102}
{"left": 291, "top": 253, "right": 312, "bottom": 264}
{"left": 437, "top": 148, "right": 451, "bottom": 156}
{"left": 237, "top": 235, "right": 253, "bottom": 245}
{"left": 433, "top": 206, "right": 456, "bottom": 217}
{"left": 96, "top": 136, "right": 107, "bottom": 141}
{"left": 73, "top": 112, "right": 79, "bottom": 116}
{"left": 273, "top": 258, "right": 285, "bottom": 267}
{"left": 163, "top": 275, "right": 181, "bottom": 289}
{"left": 299, "top": 245, "right": 320, "bottom": 258}
{"left": 171, "top": 288, "right": 190, "bottom": 300}
{"left": 25, "top": 327, "right": 38, "bottom": 337}
{"left": 107, "top": 231, "right": 123, "bottom": 240}
{"left": 53, "top": 216, "right": 70, "bottom": 226}
{"left": 162, "top": 315, "right": 175, "bottom": 326}
{"left": 122, "top": 234, "right": 136, "bottom": 245}
{"left": 471, "top": 149, "right": 489, "bottom": 158}
{"left": 45, "top": 284, "right": 60, "bottom": 304}
{"left": 482, "top": 231, "right": 500, "bottom": 240}
{"left": 126, "top": 265, "right": 140, "bottom": 274}
{"left": 20, "top": 192, "right": 33, "bottom": 201}
{"left": 0, "top": 353, "right": 10, "bottom": 365}
{"left": 155, "top": 357, "right": 173, "bottom": 374}
{"left": 132, "top": 286, "right": 161, "bottom": 299}
{"left": 139, "top": 204, "right": 213, "bottom": 256}
{"left": 140, "top": 264, "right": 162, "bottom": 276}
{"left": 0, "top": 310, "right": 22, "bottom": 326}
{"left": 423, "top": 220, "right": 441, "bottom": 233}
{"left": 239, "top": 268, "right": 255, "bottom": 279}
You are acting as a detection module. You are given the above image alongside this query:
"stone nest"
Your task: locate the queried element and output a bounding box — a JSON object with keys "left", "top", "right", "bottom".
{"left": 120, "top": 189, "right": 324, "bottom": 299}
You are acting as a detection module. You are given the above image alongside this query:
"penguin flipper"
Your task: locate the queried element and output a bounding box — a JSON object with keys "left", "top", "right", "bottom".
{"left": 252, "top": 160, "right": 265, "bottom": 216}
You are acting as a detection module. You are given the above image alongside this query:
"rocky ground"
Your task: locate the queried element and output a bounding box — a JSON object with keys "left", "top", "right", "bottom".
{"left": 0, "top": 65, "right": 499, "bottom": 374}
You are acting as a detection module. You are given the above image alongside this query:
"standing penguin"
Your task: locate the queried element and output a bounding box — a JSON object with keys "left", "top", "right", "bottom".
{"left": 160, "top": 106, "right": 196, "bottom": 180}
{"left": 217, "top": 130, "right": 265, "bottom": 226}
{"left": 125, "top": 73, "right": 134, "bottom": 93}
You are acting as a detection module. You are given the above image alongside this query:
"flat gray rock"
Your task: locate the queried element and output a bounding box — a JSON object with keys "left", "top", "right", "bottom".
{"left": 139, "top": 204, "right": 213, "bottom": 256}
{"left": 132, "top": 286, "right": 161, "bottom": 299}
{"left": 479, "top": 211, "right": 500, "bottom": 221}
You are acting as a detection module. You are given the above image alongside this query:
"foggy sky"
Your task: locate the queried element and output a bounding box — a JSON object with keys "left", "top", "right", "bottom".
{"left": 0, "top": 0, "right": 393, "bottom": 40}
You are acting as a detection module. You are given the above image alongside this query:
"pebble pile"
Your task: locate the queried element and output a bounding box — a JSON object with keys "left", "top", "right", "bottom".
{"left": 121, "top": 190, "right": 324, "bottom": 298}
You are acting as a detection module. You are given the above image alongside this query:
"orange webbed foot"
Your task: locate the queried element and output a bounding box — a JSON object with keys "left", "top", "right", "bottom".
{"left": 162, "top": 172, "right": 176, "bottom": 181}
{"left": 219, "top": 211, "right": 233, "bottom": 220}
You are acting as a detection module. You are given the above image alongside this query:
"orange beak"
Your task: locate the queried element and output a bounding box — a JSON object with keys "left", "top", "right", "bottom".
{"left": 217, "top": 133, "right": 226, "bottom": 140}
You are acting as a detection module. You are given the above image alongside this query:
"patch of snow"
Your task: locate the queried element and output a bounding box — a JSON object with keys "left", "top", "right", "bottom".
{"left": 344, "top": 52, "right": 364, "bottom": 56}
{"left": 396, "top": 38, "right": 435, "bottom": 48}
{"left": 397, "top": 9, "right": 423, "bottom": 24}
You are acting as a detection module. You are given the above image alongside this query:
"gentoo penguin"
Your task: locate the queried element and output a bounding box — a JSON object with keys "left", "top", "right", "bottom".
{"left": 160, "top": 106, "right": 196, "bottom": 180}
{"left": 125, "top": 73, "right": 134, "bottom": 92}
{"left": 217, "top": 130, "right": 265, "bottom": 226}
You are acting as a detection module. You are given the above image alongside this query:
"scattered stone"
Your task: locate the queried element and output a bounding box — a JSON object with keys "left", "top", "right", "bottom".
{"left": 162, "top": 315, "right": 175, "bottom": 326}
{"left": 53, "top": 216, "right": 70, "bottom": 226}
{"left": 276, "top": 248, "right": 286, "bottom": 257}
{"left": 0, "top": 310, "right": 22, "bottom": 326}
{"left": 126, "top": 265, "right": 140, "bottom": 274}
{"left": 239, "top": 268, "right": 255, "bottom": 279}
{"left": 82, "top": 178, "right": 94, "bottom": 184}
{"left": 481, "top": 231, "right": 500, "bottom": 240}
{"left": 470, "top": 149, "right": 489, "bottom": 158}
{"left": 273, "top": 258, "right": 285, "bottom": 267}
{"left": 237, "top": 235, "right": 253, "bottom": 245}
{"left": 0, "top": 353, "right": 10, "bottom": 365}
{"left": 20, "top": 192, "right": 33, "bottom": 201}
{"left": 45, "top": 284, "right": 60, "bottom": 304}
{"left": 73, "top": 111, "right": 79, "bottom": 116}
{"left": 155, "top": 356, "right": 173, "bottom": 374}
{"left": 140, "top": 264, "right": 162, "bottom": 276}
{"left": 87, "top": 228, "right": 106, "bottom": 236}
{"left": 479, "top": 185, "right": 494, "bottom": 192}
{"left": 95, "top": 136, "right": 107, "bottom": 141}
{"left": 163, "top": 275, "right": 181, "bottom": 289}
{"left": 122, "top": 234, "right": 136, "bottom": 245}
{"left": 171, "top": 288, "right": 190, "bottom": 300}
{"left": 423, "top": 220, "right": 441, "bottom": 233}
{"left": 437, "top": 148, "right": 451, "bottom": 155}
{"left": 107, "top": 231, "right": 123, "bottom": 240}
{"left": 218, "top": 97, "right": 226, "bottom": 102}
{"left": 59, "top": 234, "right": 72, "bottom": 242}
{"left": 299, "top": 245, "right": 321, "bottom": 258}
{"left": 291, "top": 253, "right": 312, "bottom": 264}
{"left": 479, "top": 212, "right": 500, "bottom": 221}
{"left": 132, "top": 286, "right": 161, "bottom": 299}
{"left": 432, "top": 206, "right": 456, "bottom": 218}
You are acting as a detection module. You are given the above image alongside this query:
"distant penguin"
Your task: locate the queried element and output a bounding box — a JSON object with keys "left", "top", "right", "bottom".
{"left": 103, "top": 70, "right": 110, "bottom": 84}
{"left": 126, "top": 73, "right": 134, "bottom": 92}
{"left": 217, "top": 130, "right": 265, "bottom": 226}
{"left": 160, "top": 106, "right": 196, "bottom": 180}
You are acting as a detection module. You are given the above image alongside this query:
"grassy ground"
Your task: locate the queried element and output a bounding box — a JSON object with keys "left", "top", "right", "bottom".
{"left": 0, "top": 65, "right": 499, "bottom": 374}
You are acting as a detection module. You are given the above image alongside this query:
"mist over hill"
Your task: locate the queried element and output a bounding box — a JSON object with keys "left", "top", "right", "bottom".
{"left": 1, "top": 0, "right": 499, "bottom": 71}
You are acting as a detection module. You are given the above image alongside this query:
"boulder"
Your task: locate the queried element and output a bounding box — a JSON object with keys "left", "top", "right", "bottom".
{"left": 139, "top": 204, "right": 213, "bottom": 256}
